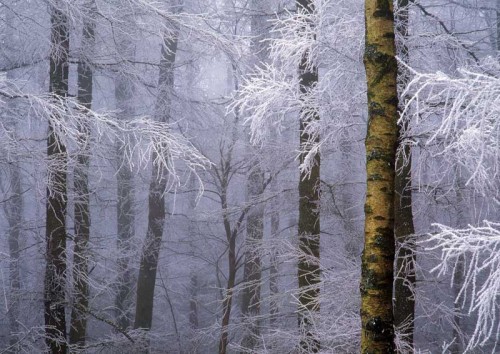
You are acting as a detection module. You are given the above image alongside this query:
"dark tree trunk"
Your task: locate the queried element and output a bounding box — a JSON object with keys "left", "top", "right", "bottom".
{"left": 44, "top": 3, "right": 69, "bottom": 353}
{"left": 296, "top": 1, "right": 321, "bottom": 352}
{"left": 393, "top": 0, "right": 416, "bottom": 350}
{"left": 240, "top": 167, "right": 264, "bottom": 350}
{"left": 360, "top": 0, "right": 398, "bottom": 353}
{"left": 134, "top": 20, "right": 180, "bottom": 331}
{"left": 69, "top": 1, "right": 96, "bottom": 347}
{"left": 218, "top": 179, "right": 237, "bottom": 354}
{"left": 450, "top": 170, "right": 468, "bottom": 354}
{"left": 269, "top": 179, "right": 280, "bottom": 326}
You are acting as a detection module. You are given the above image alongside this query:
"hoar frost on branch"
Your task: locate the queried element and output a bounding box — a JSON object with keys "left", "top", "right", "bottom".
{"left": 401, "top": 59, "right": 500, "bottom": 197}
{"left": 234, "top": 0, "right": 363, "bottom": 174}
{"left": 0, "top": 81, "right": 211, "bottom": 197}
{"left": 400, "top": 58, "right": 500, "bottom": 352}
{"left": 424, "top": 222, "right": 500, "bottom": 352}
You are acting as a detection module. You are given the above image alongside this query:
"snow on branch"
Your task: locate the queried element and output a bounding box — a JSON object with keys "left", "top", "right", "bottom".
{"left": 401, "top": 60, "right": 500, "bottom": 196}
{"left": 425, "top": 221, "right": 500, "bottom": 352}
{"left": 0, "top": 82, "right": 211, "bottom": 197}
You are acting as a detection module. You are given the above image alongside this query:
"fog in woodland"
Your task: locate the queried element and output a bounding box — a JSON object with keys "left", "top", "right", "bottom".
{"left": 0, "top": 0, "right": 499, "bottom": 353}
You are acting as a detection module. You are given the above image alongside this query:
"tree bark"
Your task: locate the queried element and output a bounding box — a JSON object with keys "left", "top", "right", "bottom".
{"left": 134, "top": 16, "right": 180, "bottom": 331}
{"left": 450, "top": 169, "right": 468, "bottom": 354}
{"left": 114, "top": 29, "right": 136, "bottom": 332}
{"left": 360, "top": 0, "right": 398, "bottom": 353}
{"left": 393, "top": 0, "right": 416, "bottom": 350}
{"left": 296, "top": 1, "right": 321, "bottom": 352}
{"left": 218, "top": 176, "right": 237, "bottom": 354}
{"left": 269, "top": 179, "right": 280, "bottom": 326}
{"left": 69, "top": 1, "right": 96, "bottom": 346}
{"left": 3, "top": 30, "right": 23, "bottom": 351}
{"left": 239, "top": 1, "right": 270, "bottom": 350}
{"left": 45, "top": 3, "right": 69, "bottom": 353}
{"left": 240, "top": 166, "right": 264, "bottom": 351}
{"left": 5, "top": 144, "right": 22, "bottom": 353}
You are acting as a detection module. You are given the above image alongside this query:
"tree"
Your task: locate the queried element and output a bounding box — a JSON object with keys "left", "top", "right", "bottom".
{"left": 44, "top": 2, "right": 70, "bottom": 352}
{"left": 360, "top": 0, "right": 398, "bottom": 353}
{"left": 114, "top": 8, "right": 138, "bottom": 331}
{"left": 402, "top": 61, "right": 500, "bottom": 352}
{"left": 134, "top": 0, "right": 182, "bottom": 332}
{"left": 239, "top": 0, "right": 272, "bottom": 350}
{"left": 295, "top": 1, "right": 321, "bottom": 352}
{"left": 393, "top": 0, "right": 416, "bottom": 350}
{"left": 69, "top": 0, "right": 96, "bottom": 346}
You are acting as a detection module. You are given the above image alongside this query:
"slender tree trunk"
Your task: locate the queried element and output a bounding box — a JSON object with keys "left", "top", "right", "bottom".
{"left": 218, "top": 179, "right": 237, "bottom": 354}
{"left": 360, "top": 1, "right": 398, "bottom": 353}
{"left": 69, "top": 1, "right": 96, "bottom": 347}
{"left": 114, "top": 33, "right": 136, "bottom": 332}
{"left": 45, "top": 3, "right": 69, "bottom": 353}
{"left": 188, "top": 176, "right": 199, "bottom": 353}
{"left": 239, "top": 2, "right": 270, "bottom": 350}
{"left": 296, "top": 1, "right": 321, "bottom": 352}
{"left": 240, "top": 166, "right": 264, "bottom": 350}
{"left": 393, "top": 0, "right": 416, "bottom": 350}
{"left": 3, "top": 43, "right": 23, "bottom": 352}
{"left": 450, "top": 169, "right": 467, "bottom": 354}
{"left": 5, "top": 151, "right": 22, "bottom": 353}
{"left": 134, "top": 16, "right": 180, "bottom": 332}
{"left": 269, "top": 178, "right": 280, "bottom": 326}
{"left": 189, "top": 274, "right": 199, "bottom": 329}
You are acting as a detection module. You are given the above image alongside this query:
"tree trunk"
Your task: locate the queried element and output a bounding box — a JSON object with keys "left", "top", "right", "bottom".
{"left": 5, "top": 147, "right": 22, "bottom": 353}
{"left": 114, "top": 31, "right": 136, "bottom": 332}
{"left": 134, "top": 18, "right": 180, "bottom": 332}
{"left": 45, "top": 3, "right": 69, "bottom": 353}
{"left": 296, "top": 1, "right": 321, "bottom": 352}
{"left": 269, "top": 178, "right": 280, "bottom": 326}
{"left": 450, "top": 169, "right": 468, "bottom": 354}
{"left": 393, "top": 0, "right": 416, "bottom": 350}
{"left": 69, "top": 1, "right": 96, "bottom": 347}
{"left": 360, "top": 1, "right": 398, "bottom": 353}
{"left": 239, "top": 2, "right": 270, "bottom": 350}
{"left": 240, "top": 166, "right": 264, "bottom": 350}
{"left": 3, "top": 41, "right": 23, "bottom": 352}
{"left": 218, "top": 178, "right": 237, "bottom": 354}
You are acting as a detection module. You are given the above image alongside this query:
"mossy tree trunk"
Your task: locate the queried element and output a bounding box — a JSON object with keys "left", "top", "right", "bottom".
{"left": 69, "top": 1, "right": 96, "bottom": 346}
{"left": 296, "top": 0, "right": 321, "bottom": 352}
{"left": 360, "top": 0, "right": 398, "bottom": 353}
{"left": 45, "top": 3, "right": 69, "bottom": 353}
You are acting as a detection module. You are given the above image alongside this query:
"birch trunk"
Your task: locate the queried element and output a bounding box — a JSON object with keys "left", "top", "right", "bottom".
{"left": 360, "top": 0, "right": 398, "bottom": 352}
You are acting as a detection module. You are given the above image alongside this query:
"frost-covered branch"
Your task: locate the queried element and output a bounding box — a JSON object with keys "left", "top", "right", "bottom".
{"left": 401, "top": 59, "right": 500, "bottom": 196}
{"left": 0, "top": 81, "right": 211, "bottom": 196}
{"left": 425, "top": 221, "right": 500, "bottom": 352}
